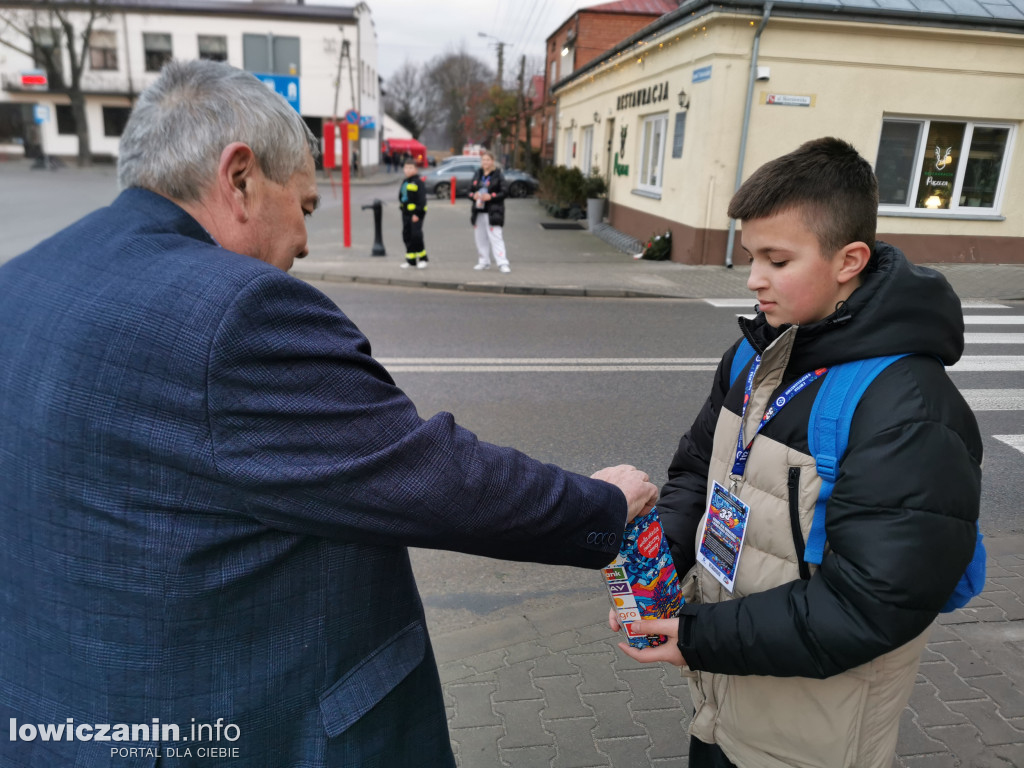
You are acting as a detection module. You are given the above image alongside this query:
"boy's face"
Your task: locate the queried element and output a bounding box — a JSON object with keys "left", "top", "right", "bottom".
{"left": 742, "top": 206, "right": 857, "bottom": 328}
{"left": 403, "top": 163, "right": 417, "bottom": 177}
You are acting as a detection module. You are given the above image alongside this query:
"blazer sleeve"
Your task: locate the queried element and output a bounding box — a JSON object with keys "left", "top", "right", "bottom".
{"left": 657, "top": 342, "right": 738, "bottom": 572}
{"left": 204, "top": 272, "right": 626, "bottom": 568}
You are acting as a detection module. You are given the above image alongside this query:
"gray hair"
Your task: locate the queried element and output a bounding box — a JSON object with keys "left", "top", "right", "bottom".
{"left": 118, "top": 59, "right": 320, "bottom": 201}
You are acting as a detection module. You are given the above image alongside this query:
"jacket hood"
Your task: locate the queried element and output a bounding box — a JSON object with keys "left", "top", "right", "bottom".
{"left": 741, "top": 242, "right": 965, "bottom": 370}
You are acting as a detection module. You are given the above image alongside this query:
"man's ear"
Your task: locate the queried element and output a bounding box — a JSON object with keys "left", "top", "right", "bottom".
{"left": 836, "top": 241, "right": 872, "bottom": 285}
{"left": 217, "top": 142, "right": 258, "bottom": 223}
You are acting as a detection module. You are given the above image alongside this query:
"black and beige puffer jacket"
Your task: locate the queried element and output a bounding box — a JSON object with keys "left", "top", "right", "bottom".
{"left": 658, "top": 243, "right": 982, "bottom": 768}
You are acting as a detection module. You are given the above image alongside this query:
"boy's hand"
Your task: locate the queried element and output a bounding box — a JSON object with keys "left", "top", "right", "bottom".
{"left": 412, "top": 215, "right": 419, "bottom": 223}
{"left": 590, "top": 465, "right": 656, "bottom": 522}
{"left": 608, "top": 609, "right": 686, "bottom": 667}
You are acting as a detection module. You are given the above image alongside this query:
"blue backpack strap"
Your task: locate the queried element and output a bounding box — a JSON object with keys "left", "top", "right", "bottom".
{"left": 805, "top": 354, "right": 909, "bottom": 565}
{"left": 942, "top": 524, "right": 986, "bottom": 612}
{"left": 729, "top": 338, "right": 756, "bottom": 387}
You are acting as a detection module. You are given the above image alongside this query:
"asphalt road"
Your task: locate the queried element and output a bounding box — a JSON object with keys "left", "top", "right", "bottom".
{"left": 310, "top": 280, "right": 1024, "bottom": 641}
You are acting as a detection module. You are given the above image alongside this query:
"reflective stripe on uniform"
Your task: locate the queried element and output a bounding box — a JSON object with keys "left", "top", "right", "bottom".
{"left": 406, "top": 203, "right": 416, "bottom": 211}
{"left": 406, "top": 183, "right": 418, "bottom": 191}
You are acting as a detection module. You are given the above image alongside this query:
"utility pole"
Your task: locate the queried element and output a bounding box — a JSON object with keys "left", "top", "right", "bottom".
{"left": 477, "top": 32, "right": 506, "bottom": 86}
{"left": 514, "top": 55, "right": 525, "bottom": 169}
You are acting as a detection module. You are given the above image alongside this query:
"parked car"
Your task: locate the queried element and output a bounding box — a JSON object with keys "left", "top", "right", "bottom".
{"left": 437, "top": 154, "right": 482, "bottom": 168}
{"left": 420, "top": 163, "right": 539, "bottom": 199}
{"left": 503, "top": 168, "right": 540, "bottom": 198}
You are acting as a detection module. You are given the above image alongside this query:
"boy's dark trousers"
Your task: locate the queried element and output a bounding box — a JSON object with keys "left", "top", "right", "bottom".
{"left": 401, "top": 212, "right": 426, "bottom": 266}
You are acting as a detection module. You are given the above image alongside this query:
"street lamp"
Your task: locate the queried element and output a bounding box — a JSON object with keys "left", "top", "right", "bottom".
{"left": 478, "top": 31, "right": 506, "bottom": 85}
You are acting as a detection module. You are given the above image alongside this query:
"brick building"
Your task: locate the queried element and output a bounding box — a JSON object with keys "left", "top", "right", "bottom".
{"left": 540, "top": 0, "right": 677, "bottom": 165}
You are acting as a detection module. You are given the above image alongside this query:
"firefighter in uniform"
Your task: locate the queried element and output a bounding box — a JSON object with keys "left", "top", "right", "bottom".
{"left": 399, "top": 159, "right": 429, "bottom": 269}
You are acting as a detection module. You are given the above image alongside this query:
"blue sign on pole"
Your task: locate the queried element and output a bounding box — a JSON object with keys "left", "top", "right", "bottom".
{"left": 692, "top": 65, "right": 712, "bottom": 83}
{"left": 358, "top": 115, "right": 375, "bottom": 130}
{"left": 256, "top": 74, "right": 300, "bottom": 113}
{"left": 33, "top": 105, "right": 50, "bottom": 124}
{"left": 345, "top": 110, "right": 360, "bottom": 124}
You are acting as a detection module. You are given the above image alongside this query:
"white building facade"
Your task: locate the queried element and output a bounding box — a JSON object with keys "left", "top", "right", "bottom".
{"left": 0, "top": 0, "right": 380, "bottom": 167}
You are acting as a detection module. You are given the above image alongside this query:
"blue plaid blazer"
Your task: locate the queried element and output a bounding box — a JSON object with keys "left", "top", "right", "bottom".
{"left": 0, "top": 189, "right": 625, "bottom": 767}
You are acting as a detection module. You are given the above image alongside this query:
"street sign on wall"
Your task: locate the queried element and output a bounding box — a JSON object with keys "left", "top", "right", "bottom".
{"left": 21, "top": 69, "right": 47, "bottom": 89}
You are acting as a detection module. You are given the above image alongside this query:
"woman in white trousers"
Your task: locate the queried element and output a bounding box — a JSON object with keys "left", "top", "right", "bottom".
{"left": 469, "top": 151, "right": 511, "bottom": 273}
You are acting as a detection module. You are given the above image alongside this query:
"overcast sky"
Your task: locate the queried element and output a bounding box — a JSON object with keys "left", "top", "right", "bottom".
{"left": 307, "top": 0, "right": 600, "bottom": 82}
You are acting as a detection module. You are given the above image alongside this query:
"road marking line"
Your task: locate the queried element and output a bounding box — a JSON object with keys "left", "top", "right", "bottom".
{"left": 960, "top": 390, "right": 1024, "bottom": 410}
{"left": 385, "top": 364, "right": 719, "bottom": 373}
{"left": 964, "top": 316, "right": 1024, "bottom": 325}
{"left": 378, "top": 357, "right": 721, "bottom": 365}
{"left": 994, "top": 435, "right": 1024, "bottom": 455}
{"left": 965, "top": 333, "right": 1024, "bottom": 344}
{"left": 948, "top": 356, "right": 1024, "bottom": 372}
{"left": 705, "top": 299, "right": 756, "bottom": 307}
{"left": 961, "top": 301, "right": 1010, "bottom": 309}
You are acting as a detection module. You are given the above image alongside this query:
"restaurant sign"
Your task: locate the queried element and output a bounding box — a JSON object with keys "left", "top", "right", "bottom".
{"left": 617, "top": 81, "right": 670, "bottom": 111}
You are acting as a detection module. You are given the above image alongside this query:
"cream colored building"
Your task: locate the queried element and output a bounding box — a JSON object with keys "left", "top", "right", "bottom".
{"left": 0, "top": 0, "right": 379, "bottom": 167}
{"left": 551, "top": 0, "right": 1024, "bottom": 264}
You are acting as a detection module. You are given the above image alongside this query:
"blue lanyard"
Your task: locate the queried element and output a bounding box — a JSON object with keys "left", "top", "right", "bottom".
{"left": 731, "top": 355, "right": 828, "bottom": 477}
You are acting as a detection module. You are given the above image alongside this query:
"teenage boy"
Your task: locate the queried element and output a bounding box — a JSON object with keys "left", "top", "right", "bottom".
{"left": 399, "top": 159, "right": 429, "bottom": 268}
{"left": 613, "top": 137, "right": 982, "bottom": 768}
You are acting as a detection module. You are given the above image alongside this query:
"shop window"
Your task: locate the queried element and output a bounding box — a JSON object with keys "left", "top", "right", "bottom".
{"left": 103, "top": 106, "right": 131, "bottom": 137}
{"left": 56, "top": 105, "right": 76, "bottom": 135}
{"left": 876, "top": 118, "right": 1013, "bottom": 214}
{"left": 89, "top": 29, "right": 118, "bottom": 71}
{"left": 638, "top": 113, "right": 668, "bottom": 194}
{"left": 144, "top": 33, "right": 173, "bottom": 72}
{"left": 581, "top": 125, "right": 593, "bottom": 175}
{"left": 198, "top": 35, "right": 227, "bottom": 63}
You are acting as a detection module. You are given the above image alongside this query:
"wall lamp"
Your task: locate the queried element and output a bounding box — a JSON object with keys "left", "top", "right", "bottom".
{"left": 678, "top": 88, "right": 690, "bottom": 110}
{"left": 593, "top": 111, "right": 601, "bottom": 123}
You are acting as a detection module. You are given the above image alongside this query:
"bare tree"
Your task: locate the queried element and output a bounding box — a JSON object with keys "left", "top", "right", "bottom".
{"left": 0, "top": 1, "right": 110, "bottom": 166}
{"left": 423, "top": 46, "right": 492, "bottom": 153}
{"left": 383, "top": 61, "right": 431, "bottom": 139}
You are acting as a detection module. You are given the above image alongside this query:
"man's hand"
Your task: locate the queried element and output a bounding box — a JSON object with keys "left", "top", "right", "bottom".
{"left": 412, "top": 215, "right": 420, "bottom": 223}
{"left": 590, "top": 464, "right": 657, "bottom": 522}
{"left": 608, "top": 609, "right": 685, "bottom": 666}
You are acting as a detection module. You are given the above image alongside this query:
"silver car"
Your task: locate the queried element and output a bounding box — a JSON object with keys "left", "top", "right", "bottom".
{"left": 420, "top": 163, "right": 539, "bottom": 199}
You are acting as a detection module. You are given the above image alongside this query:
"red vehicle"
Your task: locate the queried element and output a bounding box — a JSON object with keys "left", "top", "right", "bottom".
{"left": 383, "top": 138, "right": 427, "bottom": 167}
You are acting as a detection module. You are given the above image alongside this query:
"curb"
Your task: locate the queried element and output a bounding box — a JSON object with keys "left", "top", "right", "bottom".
{"left": 289, "top": 270, "right": 687, "bottom": 299}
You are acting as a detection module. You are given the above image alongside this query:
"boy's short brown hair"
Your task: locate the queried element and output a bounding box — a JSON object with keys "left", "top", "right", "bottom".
{"left": 728, "top": 137, "right": 878, "bottom": 256}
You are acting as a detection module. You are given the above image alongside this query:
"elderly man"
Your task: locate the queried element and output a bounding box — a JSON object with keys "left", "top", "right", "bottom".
{"left": 0, "top": 60, "right": 655, "bottom": 767}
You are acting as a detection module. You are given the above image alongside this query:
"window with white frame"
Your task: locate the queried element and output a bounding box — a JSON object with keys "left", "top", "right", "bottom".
{"left": 876, "top": 118, "right": 1014, "bottom": 214}
{"left": 563, "top": 128, "right": 574, "bottom": 168}
{"left": 198, "top": 35, "right": 227, "bottom": 62}
{"left": 143, "top": 33, "right": 173, "bottom": 72}
{"left": 89, "top": 29, "right": 118, "bottom": 71}
{"left": 637, "top": 113, "right": 668, "bottom": 194}
{"left": 581, "top": 125, "right": 594, "bottom": 175}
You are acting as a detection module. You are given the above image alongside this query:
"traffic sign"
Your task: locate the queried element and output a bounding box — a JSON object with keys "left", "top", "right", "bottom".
{"left": 347, "top": 124, "right": 359, "bottom": 140}
{"left": 345, "top": 110, "right": 360, "bottom": 124}
{"left": 256, "top": 74, "right": 300, "bottom": 113}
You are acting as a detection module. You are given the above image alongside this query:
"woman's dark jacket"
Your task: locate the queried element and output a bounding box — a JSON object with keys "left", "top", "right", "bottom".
{"left": 469, "top": 167, "right": 505, "bottom": 227}
{"left": 658, "top": 242, "right": 982, "bottom": 680}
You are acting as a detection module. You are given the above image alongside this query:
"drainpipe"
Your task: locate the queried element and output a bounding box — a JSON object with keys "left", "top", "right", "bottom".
{"left": 724, "top": 1, "right": 773, "bottom": 268}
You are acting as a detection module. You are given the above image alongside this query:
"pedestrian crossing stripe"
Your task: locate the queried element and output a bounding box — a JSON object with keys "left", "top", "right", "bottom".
{"left": 959, "top": 390, "right": 1024, "bottom": 410}
{"left": 994, "top": 435, "right": 1024, "bottom": 455}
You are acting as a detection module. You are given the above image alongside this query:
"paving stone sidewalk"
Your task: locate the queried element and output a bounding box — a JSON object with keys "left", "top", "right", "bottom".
{"left": 431, "top": 537, "right": 1024, "bottom": 768}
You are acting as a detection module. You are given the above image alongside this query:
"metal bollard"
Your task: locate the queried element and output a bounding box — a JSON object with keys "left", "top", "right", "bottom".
{"left": 360, "top": 199, "right": 387, "bottom": 256}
